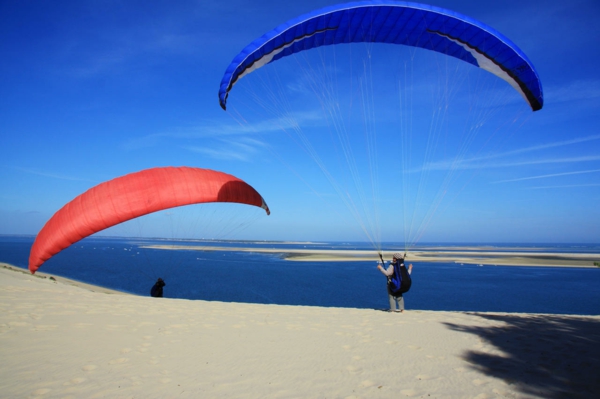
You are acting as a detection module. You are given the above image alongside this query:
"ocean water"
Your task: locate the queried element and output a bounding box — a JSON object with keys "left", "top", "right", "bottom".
{"left": 2, "top": 235, "right": 599, "bottom": 315}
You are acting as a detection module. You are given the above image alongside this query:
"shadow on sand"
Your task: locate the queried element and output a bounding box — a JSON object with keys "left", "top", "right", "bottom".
{"left": 444, "top": 313, "right": 600, "bottom": 398}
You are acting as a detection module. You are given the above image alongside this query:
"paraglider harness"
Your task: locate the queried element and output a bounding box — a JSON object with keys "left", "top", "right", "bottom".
{"left": 380, "top": 254, "right": 411, "bottom": 297}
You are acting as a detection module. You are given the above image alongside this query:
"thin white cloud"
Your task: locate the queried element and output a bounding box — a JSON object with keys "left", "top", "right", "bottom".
{"left": 71, "top": 53, "right": 131, "bottom": 78}
{"left": 184, "top": 145, "right": 250, "bottom": 161}
{"left": 546, "top": 79, "right": 600, "bottom": 104}
{"left": 485, "top": 134, "right": 600, "bottom": 160}
{"left": 528, "top": 183, "right": 600, "bottom": 189}
{"left": 120, "top": 111, "right": 321, "bottom": 151}
{"left": 415, "top": 155, "right": 600, "bottom": 173}
{"left": 183, "top": 137, "right": 269, "bottom": 162}
{"left": 490, "top": 155, "right": 600, "bottom": 168}
{"left": 68, "top": 22, "right": 204, "bottom": 78}
{"left": 413, "top": 134, "right": 600, "bottom": 172}
{"left": 13, "top": 167, "right": 93, "bottom": 182}
{"left": 495, "top": 168, "right": 600, "bottom": 183}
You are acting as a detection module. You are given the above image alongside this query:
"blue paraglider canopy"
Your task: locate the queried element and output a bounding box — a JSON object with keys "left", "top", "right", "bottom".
{"left": 219, "top": 0, "right": 543, "bottom": 111}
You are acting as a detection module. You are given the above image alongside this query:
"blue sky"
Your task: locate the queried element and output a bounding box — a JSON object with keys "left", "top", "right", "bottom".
{"left": 1, "top": 0, "right": 599, "bottom": 245}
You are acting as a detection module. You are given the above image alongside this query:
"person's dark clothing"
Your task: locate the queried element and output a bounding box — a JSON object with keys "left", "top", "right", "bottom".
{"left": 151, "top": 278, "right": 165, "bottom": 298}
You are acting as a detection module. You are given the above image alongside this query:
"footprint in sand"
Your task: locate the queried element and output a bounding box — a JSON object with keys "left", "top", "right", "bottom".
{"left": 415, "top": 374, "right": 431, "bottom": 380}
{"left": 346, "top": 365, "right": 363, "bottom": 374}
{"left": 9, "top": 321, "right": 30, "bottom": 327}
{"left": 168, "top": 324, "right": 187, "bottom": 329}
{"left": 109, "top": 357, "right": 130, "bottom": 365}
{"left": 73, "top": 323, "right": 93, "bottom": 329}
{"left": 137, "top": 342, "right": 152, "bottom": 352}
{"left": 138, "top": 342, "right": 152, "bottom": 352}
{"left": 31, "top": 388, "right": 51, "bottom": 396}
{"left": 472, "top": 379, "right": 488, "bottom": 386}
{"left": 105, "top": 324, "right": 124, "bottom": 331}
{"left": 82, "top": 365, "right": 97, "bottom": 371}
{"left": 286, "top": 324, "right": 303, "bottom": 330}
{"left": 400, "top": 388, "right": 419, "bottom": 396}
{"left": 120, "top": 348, "right": 132, "bottom": 354}
{"left": 63, "top": 377, "right": 86, "bottom": 386}
{"left": 136, "top": 321, "right": 156, "bottom": 328}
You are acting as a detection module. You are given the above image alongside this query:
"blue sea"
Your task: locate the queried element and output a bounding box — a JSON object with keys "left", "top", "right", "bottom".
{"left": 2, "top": 235, "right": 599, "bottom": 315}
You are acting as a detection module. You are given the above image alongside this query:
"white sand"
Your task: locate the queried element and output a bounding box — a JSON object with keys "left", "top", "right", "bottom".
{"left": 1, "top": 265, "right": 598, "bottom": 398}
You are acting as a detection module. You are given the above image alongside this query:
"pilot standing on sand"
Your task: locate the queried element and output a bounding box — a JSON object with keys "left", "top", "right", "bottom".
{"left": 377, "top": 253, "right": 413, "bottom": 312}
{"left": 150, "top": 278, "right": 165, "bottom": 298}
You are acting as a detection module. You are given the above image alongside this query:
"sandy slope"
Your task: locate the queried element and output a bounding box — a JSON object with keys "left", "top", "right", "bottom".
{"left": 0, "top": 265, "right": 598, "bottom": 398}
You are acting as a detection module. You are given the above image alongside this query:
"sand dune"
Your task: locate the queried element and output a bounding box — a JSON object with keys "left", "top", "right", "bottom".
{"left": 1, "top": 264, "right": 598, "bottom": 398}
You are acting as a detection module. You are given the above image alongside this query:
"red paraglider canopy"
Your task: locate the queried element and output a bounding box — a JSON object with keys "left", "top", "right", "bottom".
{"left": 29, "top": 166, "right": 270, "bottom": 273}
